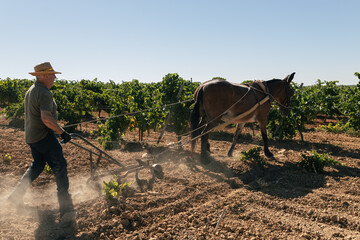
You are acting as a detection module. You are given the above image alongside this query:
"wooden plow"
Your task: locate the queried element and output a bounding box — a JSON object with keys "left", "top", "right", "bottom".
{"left": 67, "top": 133, "right": 164, "bottom": 191}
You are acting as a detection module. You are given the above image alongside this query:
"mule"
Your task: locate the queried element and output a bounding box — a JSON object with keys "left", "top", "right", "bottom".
{"left": 190, "top": 72, "right": 295, "bottom": 163}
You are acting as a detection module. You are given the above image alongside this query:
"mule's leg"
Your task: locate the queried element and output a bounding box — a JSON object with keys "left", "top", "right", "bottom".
{"left": 191, "top": 116, "right": 205, "bottom": 153}
{"left": 259, "top": 121, "right": 273, "bottom": 158}
{"left": 199, "top": 122, "right": 213, "bottom": 164}
{"left": 228, "top": 123, "right": 245, "bottom": 157}
{"left": 200, "top": 132, "right": 212, "bottom": 164}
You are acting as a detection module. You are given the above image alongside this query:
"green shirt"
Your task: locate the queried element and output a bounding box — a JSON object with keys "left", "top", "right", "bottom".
{"left": 24, "top": 82, "right": 58, "bottom": 144}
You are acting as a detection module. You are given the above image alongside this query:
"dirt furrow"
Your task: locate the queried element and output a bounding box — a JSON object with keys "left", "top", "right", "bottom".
{"left": 223, "top": 189, "right": 360, "bottom": 238}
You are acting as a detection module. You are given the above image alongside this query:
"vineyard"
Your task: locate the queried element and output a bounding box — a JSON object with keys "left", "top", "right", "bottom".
{"left": 2, "top": 74, "right": 360, "bottom": 146}
{"left": 1, "top": 73, "right": 360, "bottom": 239}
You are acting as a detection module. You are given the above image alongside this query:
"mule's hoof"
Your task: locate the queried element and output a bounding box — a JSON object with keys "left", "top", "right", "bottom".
{"left": 200, "top": 152, "right": 211, "bottom": 164}
{"left": 265, "top": 152, "right": 274, "bottom": 158}
{"left": 200, "top": 157, "right": 211, "bottom": 164}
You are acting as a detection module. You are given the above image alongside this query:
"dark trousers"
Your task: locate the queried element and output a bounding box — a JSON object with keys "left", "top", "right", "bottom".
{"left": 10, "top": 132, "right": 73, "bottom": 214}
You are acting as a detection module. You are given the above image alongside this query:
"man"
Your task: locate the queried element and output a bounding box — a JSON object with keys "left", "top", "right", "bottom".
{"left": 8, "top": 62, "right": 74, "bottom": 220}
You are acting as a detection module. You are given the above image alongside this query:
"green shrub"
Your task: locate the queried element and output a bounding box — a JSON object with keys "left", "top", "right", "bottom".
{"left": 103, "top": 175, "right": 132, "bottom": 200}
{"left": 44, "top": 164, "right": 53, "bottom": 175}
{"left": 240, "top": 147, "right": 266, "bottom": 165}
{"left": 317, "top": 122, "right": 358, "bottom": 135}
{"left": 3, "top": 153, "right": 11, "bottom": 164}
{"left": 4, "top": 102, "right": 24, "bottom": 119}
{"left": 298, "top": 151, "right": 342, "bottom": 173}
{"left": 317, "top": 122, "right": 346, "bottom": 133}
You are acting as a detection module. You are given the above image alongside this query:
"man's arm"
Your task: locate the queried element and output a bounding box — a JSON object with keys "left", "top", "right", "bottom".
{"left": 40, "top": 110, "right": 65, "bottom": 135}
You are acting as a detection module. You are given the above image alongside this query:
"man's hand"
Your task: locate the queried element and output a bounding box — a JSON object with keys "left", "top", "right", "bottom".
{"left": 61, "top": 131, "right": 71, "bottom": 143}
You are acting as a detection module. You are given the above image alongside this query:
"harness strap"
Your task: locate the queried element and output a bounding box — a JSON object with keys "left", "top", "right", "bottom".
{"left": 254, "top": 80, "right": 267, "bottom": 93}
{"left": 243, "top": 83, "right": 260, "bottom": 104}
{"left": 252, "top": 87, "right": 260, "bottom": 103}
{"left": 263, "top": 81, "right": 274, "bottom": 102}
{"left": 212, "top": 95, "right": 270, "bottom": 131}
{"left": 212, "top": 86, "right": 252, "bottom": 126}
{"left": 255, "top": 80, "right": 274, "bottom": 102}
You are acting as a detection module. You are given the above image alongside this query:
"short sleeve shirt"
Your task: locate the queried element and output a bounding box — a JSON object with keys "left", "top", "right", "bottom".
{"left": 24, "top": 82, "right": 58, "bottom": 143}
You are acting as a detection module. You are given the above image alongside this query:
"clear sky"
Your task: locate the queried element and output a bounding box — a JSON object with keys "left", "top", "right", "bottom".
{"left": 1, "top": 0, "right": 359, "bottom": 85}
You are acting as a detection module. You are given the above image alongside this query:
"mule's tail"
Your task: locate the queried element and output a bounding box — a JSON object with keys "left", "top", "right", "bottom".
{"left": 190, "top": 86, "right": 203, "bottom": 152}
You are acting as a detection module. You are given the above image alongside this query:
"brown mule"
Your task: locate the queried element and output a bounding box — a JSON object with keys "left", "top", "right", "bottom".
{"left": 190, "top": 73, "right": 295, "bottom": 163}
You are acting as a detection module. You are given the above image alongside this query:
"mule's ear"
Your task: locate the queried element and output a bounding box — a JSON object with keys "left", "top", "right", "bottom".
{"left": 284, "top": 72, "right": 296, "bottom": 83}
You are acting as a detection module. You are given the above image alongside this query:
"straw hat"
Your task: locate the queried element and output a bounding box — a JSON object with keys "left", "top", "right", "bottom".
{"left": 29, "top": 62, "right": 61, "bottom": 76}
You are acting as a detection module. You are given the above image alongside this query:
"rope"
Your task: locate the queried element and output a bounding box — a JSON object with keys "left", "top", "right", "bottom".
{"left": 66, "top": 80, "right": 291, "bottom": 159}
{"left": 107, "top": 83, "right": 269, "bottom": 149}
{"left": 249, "top": 81, "right": 292, "bottom": 109}
{"left": 167, "top": 80, "right": 290, "bottom": 148}
{"left": 63, "top": 98, "right": 193, "bottom": 129}
{"left": 156, "top": 86, "right": 253, "bottom": 147}
{"left": 167, "top": 96, "right": 271, "bottom": 149}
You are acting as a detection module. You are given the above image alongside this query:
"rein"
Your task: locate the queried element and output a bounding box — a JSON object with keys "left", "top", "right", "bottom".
{"left": 199, "top": 87, "right": 252, "bottom": 132}
{"left": 207, "top": 81, "right": 272, "bottom": 132}
{"left": 250, "top": 80, "right": 292, "bottom": 110}
{"left": 184, "top": 92, "right": 271, "bottom": 147}
{"left": 196, "top": 79, "right": 292, "bottom": 136}
{"left": 212, "top": 95, "right": 270, "bottom": 131}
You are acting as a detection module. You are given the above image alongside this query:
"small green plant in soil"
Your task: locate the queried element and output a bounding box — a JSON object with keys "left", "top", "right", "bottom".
{"left": 317, "top": 122, "right": 348, "bottom": 133}
{"left": 44, "top": 164, "right": 53, "bottom": 175}
{"left": 298, "top": 151, "right": 342, "bottom": 173}
{"left": 317, "top": 122, "right": 358, "bottom": 136}
{"left": 240, "top": 147, "right": 266, "bottom": 165}
{"left": 3, "top": 153, "right": 11, "bottom": 164}
{"left": 103, "top": 175, "right": 132, "bottom": 200}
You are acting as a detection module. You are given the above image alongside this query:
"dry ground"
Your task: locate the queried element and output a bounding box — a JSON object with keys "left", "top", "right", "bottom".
{"left": 1, "top": 114, "right": 360, "bottom": 240}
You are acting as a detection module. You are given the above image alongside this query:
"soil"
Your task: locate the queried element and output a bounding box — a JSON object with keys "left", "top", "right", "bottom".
{"left": 1, "top": 114, "right": 360, "bottom": 240}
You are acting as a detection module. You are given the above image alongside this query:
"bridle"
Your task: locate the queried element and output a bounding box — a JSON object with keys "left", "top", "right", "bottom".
{"left": 252, "top": 80, "right": 292, "bottom": 110}
{"left": 275, "top": 80, "right": 292, "bottom": 110}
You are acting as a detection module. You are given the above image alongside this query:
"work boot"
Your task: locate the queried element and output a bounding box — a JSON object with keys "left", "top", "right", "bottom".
{"left": 58, "top": 191, "right": 76, "bottom": 230}
{"left": 7, "top": 169, "right": 33, "bottom": 208}
{"left": 58, "top": 191, "right": 75, "bottom": 218}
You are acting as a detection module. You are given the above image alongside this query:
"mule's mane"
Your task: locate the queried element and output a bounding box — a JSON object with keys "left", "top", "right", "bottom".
{"left": 204, "top": 78, "right": 282, "bottom": 86}
{"left": 202, "top": 78, "right": 227, "bottom": 85}
{"left": 265, "top": 79, "right": 286, "bottom": 90}
{"left": 267, "top": 78, "right": 282, "bottom": 83}
{"left": 254, "top": 79, "right": 283, "bottom": 88}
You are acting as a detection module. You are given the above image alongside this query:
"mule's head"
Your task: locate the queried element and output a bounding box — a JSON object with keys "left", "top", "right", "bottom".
{"left": 277, "top": 72, "right": 295, "bottom": 116}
